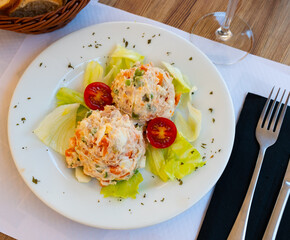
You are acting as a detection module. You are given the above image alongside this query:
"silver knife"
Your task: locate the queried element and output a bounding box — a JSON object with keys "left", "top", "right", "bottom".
{"left": 262, "top": 158, "right": 290, "bottom": 240}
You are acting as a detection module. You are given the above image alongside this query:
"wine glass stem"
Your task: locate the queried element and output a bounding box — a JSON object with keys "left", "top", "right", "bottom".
{"left": 216, "top": 0, "right": 240, "bottom": 40}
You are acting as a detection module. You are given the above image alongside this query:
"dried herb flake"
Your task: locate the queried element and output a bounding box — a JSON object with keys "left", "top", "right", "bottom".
{"left": 68, "top": 63, "right": 74, "bottom": 69}
{"left": 32, "top": 177, "right": 39, "bottom": 184}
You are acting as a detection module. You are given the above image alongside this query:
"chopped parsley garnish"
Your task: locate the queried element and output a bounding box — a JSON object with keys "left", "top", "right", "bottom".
{"left": 68, "top": 63, "right": 74, "bottom": 69}
{"left": 91, "top": 128, "right": 97, "bottom": 135}
{"left": 147, "top": 104, "right": 152, "bottom": 111}
{"left": 32, "top": 177, "right": 39, "bottom": 184}
{"left": 177, "top": 179, "right": 183, "bottom": 185}
{"left": 142, "top": 94, "right": 150, "bottom": 102}
{"left": 132, "top": 112, "right": 139, "bottom": 119}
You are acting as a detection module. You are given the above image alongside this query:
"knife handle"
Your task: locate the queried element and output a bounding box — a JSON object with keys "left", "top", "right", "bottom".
{"left": 262, "top": 181, "right": 290, "bottom": 240}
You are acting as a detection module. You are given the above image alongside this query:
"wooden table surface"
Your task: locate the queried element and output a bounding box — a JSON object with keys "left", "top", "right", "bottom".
{"left": 1, "top": 0, "right": 289, "bottom": 239}
{"left": 100, "top": 0, "right": 290, "bottom": 65}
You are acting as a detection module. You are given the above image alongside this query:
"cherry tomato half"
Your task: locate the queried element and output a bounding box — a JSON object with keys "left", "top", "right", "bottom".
{"left": 146, "top": 117, "right": 177, "bottom": 149}
{"left": 84, "top": 82, "right": 113, "bottom": 110}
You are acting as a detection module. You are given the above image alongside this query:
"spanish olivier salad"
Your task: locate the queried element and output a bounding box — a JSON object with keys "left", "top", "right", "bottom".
{"left": 34, "top": 45, "right": 205, "bottom": 198}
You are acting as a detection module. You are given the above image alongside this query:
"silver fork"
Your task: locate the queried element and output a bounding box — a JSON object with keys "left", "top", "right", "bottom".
{"left": 227, "top": 87, "right": 290, "bottom": 240}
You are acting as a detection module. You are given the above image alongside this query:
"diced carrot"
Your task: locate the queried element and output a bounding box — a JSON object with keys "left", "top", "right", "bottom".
{"left": 175, "top": 93, "right": 182, "bottom": 106}
{"left": 140, "top": 64, "right": 149, "bottom": 71}
{"left": 99, "top": 137, "right": 109, "bottom": 156}
{"left": 65, "top": 148, "right": 74, "bottom": 157}
{"left": 123, "top": 71, "right": 131, "bottom": 78}
{"left": 75, "top": 130, "right": 82, "bottom": 139}
{"left": 110, "top": 166, "right": 122, "bottom": 175}
{"left": 120, "top": 172, "right": 130, "bottom": 178}
{"left": 65, "top": 137, "right": 76, "bottom": 157}
{"left": 100, "top": 180, "right": 110, "bottom": 187}
{"left": 125, "top": 150, "right": 133, "bottom": 158}
{"left": 156, "top": 72, "right": 163, "bottom": 85}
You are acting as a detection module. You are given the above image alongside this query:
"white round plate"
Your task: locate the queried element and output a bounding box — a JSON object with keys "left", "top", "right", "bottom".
{"left": 8, "top": 22, "right": 235, "bottom": 229}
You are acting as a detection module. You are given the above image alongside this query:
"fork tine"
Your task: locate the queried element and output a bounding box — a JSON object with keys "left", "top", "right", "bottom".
{"left": 264, "top": 88, "right": 280, "bottom": 129}
{"left": 269, "top": 89, "right": 285, "bottom": 131}
{"left": 257, "top": 86, "right": 274, "bottom": 127}
{"left": 274, "top": 91, "right": 290, "bottom": 133}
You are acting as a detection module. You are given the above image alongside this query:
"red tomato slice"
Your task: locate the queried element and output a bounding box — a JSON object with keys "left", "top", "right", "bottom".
{"left": 84, "top": 82, "right": 113, "bottom": 110}
{"left": 146, "top": 117, "right": 177, "bottom": 149}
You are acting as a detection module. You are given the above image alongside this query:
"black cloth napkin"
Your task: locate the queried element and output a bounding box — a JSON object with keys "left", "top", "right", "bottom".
{"left": 197, "top": 93, "right": 290, "bottom": 240}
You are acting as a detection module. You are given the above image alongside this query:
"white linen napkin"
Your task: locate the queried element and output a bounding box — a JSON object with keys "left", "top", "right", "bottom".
{"left": 0, "top": 1, "right": 289, "bottom": 240}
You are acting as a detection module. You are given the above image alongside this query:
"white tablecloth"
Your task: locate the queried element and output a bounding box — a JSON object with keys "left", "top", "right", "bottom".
{"left": 0, "top": 1, "right": 289, "bottom": 240}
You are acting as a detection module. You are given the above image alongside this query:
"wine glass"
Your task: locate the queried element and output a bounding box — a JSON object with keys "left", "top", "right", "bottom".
{"left": 190, "top": 0, "right": 254, "bottom": 65}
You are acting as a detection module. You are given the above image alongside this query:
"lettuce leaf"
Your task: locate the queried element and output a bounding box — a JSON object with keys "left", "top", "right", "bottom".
{"left": 146, "top": 147, "right": 169, "bottom": 182}
{"left": 76, "top": 105, "right": 90, "bottom": 124}
{"left": 146, "top": 132, "right": 205, "bottom": 181}
{"left": 174, "top": 92, "right": 202, "bottom": 142}
{"left": 34, "top": 103, "right": 80, "bottom": 155}
{"left": 83, "top": 61, "right": 104, "bottom": 88}
{"left": 162, "top": 61, "right": 191, "bottom": 94}
{"left": 56, "top": 87, "right": 85, "bottom": 107}
{"left": 100, "top": 171, "right": 143, "bottom": 199}
{"left": 105, "top": 45, "right": 144, "bottom": 86}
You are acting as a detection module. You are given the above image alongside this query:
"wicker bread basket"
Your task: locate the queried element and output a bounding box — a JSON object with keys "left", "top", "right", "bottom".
{"left": 0, "top": 0, "right": 90, "bottom": 34}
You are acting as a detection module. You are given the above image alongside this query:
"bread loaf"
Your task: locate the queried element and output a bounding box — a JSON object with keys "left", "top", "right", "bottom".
{"left": 0, "top": 0, "right": 19, "bottom": 11}
{"left": 8, "top": 0, "right": 64, "bottom": 17}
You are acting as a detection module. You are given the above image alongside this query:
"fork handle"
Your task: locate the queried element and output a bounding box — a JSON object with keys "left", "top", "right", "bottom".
{"left": 227, "top": 148, "right": 266, "bottom": 240}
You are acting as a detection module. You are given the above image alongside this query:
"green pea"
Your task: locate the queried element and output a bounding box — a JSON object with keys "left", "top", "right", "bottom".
{"left": 125, "top": 79, "right": 131, "bottom": 86}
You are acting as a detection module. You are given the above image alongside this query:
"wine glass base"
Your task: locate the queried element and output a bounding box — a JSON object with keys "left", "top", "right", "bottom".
{"left": 190, "top": 12, "right": 254, "bottom": 65}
